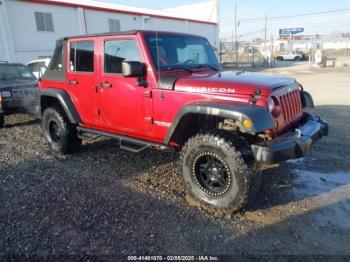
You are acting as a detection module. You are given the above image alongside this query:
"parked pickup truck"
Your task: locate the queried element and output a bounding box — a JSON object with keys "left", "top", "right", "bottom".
{"left": 276, "top": 52, "right": 303, "bottom": 61}
{"left": 39, "top": 31, "right": 328, "bottom": 212}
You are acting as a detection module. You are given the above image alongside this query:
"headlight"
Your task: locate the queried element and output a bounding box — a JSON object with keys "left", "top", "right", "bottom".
{"left": 268, "top": 97, "right": 275, "bottom": 113}
{"left": 1, "top": 91, "right": 12, "bottom": 98}
{"left": 268, "top": 96, "right": 281, "bottom": 117}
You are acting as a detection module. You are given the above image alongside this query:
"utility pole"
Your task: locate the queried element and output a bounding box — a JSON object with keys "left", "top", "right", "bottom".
{"left": 234, "top": 0, "right": 238, "bottom": 68}
{"left": 232, "top": 31, "right": 234, "bottom": 55}
{"left": 264, "top": 13, "right": 267, "bottom": 52}
{"left": 270, "top": 35, "right": 274, "bottom": 68}
{"left": 219, "top": 38, "right": 222, "bottom": 63}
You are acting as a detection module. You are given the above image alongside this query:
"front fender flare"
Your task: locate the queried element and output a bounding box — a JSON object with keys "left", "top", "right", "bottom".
{"left": 301, "top": 91, "right": 314, "bottom": 108}
{"left": 164, "top": 103, "right": 274, "bottom": 144}
{"left": 40, "top": 88, "right": 81, "bottom": 124}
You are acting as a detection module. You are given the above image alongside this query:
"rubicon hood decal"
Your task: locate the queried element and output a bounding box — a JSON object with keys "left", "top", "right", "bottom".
{"left": 189, "top": 87, "right": 236, "bottom": 93}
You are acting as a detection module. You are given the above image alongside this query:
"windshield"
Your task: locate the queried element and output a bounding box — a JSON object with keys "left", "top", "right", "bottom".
{"left": 0, "top": 64, "right": 36, "bottom": 81}
{"left": 145, "top": 33, "right": 220, "bottom": 71}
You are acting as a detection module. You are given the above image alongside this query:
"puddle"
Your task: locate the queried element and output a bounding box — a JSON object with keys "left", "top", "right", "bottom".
{"left": 292, "top": 169, "right": 350, "bottom": 228}
{"left": 293, "top": 169, "right": 350, "bottom": 197}
{"left": 245, "top": 169, "right": 350, "bottom": 228}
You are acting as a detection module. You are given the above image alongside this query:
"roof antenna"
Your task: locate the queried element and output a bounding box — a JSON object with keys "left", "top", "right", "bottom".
{"left": 155, "top": 31, "right": 162, "bottom": 86}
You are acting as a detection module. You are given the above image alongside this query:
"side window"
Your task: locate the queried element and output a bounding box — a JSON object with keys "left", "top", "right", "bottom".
{"left": 104, "top": 39, "right": 141, "bottom": 74}
{"left": 69, "top": 41, "right": 94, "bottom": 72}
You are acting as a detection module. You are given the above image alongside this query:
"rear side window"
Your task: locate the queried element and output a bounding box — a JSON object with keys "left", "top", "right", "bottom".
{"left": 104, "top": 39, "right": 141, "bottom": 74}
{"left": 69, "top": 41, "right": 94, "bottom": 72}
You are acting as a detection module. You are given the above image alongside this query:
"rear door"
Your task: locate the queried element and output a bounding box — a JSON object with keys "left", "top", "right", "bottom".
{"left": 66, "top": 38, "right": 99, "bottom": 126}
{"left": 97, "top": 35, "right": 153, "bottom": 137}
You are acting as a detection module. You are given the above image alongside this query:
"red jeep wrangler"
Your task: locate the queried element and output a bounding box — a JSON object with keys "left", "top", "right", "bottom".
{"left": 39, "top": 31, "right": 328, "bottom": 212}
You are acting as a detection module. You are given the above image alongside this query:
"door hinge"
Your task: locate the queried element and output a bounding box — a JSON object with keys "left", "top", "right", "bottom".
{"left": 144, "top": 117, "right": 153, "bottom": 124}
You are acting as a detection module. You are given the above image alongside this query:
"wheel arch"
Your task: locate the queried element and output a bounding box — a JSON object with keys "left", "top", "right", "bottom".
{"left": 40, "top": 88, "right": 81, "bottom": 124}
{"left": 164, "top": 103, "right": 274, "bottom": 145}
{"left": 301, "top": 90, "right": 314, "bottom": 108}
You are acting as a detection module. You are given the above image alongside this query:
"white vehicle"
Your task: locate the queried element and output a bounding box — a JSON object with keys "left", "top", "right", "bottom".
{"left": 26, "top": 58, "right": 51, "bottom": 79}
{"left": 276, "top": 52, "right": 303, "bottom": 61}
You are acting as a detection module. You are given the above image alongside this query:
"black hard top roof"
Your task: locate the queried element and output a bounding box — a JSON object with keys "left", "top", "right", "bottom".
{"left": 59, "top": 30, "right": 204, "bottom": 42}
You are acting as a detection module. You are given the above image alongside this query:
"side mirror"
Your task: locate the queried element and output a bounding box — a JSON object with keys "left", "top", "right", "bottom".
{"left": 122, "top": 61, "right": 145, "bottom": 77}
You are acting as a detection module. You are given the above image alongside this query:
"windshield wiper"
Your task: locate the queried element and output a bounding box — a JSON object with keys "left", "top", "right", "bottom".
{"left": 165, "top": 65, "right": 194, "bottom": 73}
{"left": 193, "top": 64, "right": 219, "bottom": 71}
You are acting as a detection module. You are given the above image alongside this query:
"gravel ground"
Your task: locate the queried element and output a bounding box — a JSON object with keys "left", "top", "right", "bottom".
{"left": 1, "top": 69, "right": 350, "bottom": 257}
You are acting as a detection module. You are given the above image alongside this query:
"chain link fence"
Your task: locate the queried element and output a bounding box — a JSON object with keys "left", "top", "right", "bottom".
{"left": 219, "top": 37, "right": 350, "bottom": 69}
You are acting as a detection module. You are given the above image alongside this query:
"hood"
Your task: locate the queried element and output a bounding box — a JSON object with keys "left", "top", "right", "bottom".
{"left": 170, "top": 71, "right": 297, "bottom": 96}
{"left": 0, "top": 79, "right": 38, "bottom": 90}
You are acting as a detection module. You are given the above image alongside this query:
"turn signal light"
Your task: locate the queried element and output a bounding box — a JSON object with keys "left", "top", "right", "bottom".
{"left": 243, "top": 119, "right": 252, "bottom": 128}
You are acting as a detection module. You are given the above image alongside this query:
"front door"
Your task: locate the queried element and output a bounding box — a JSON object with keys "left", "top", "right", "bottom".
{"left": 97, "top": 35, "right": 153, "bottom": 138}
{"left": 66, "top": 38, "right": 99, "bottom": 126}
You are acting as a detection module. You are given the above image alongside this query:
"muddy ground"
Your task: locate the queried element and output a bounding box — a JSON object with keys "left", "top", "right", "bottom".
{"left": 0, "top": 68, "right": 349, "bottom": 256}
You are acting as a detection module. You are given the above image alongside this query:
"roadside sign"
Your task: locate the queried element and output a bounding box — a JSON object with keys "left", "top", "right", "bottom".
{"left": 279, "top": 28, "right": 304, "bottom": 36}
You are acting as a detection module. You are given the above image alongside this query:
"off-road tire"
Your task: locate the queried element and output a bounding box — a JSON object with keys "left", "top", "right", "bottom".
{"left": 180, "top": 131, "right": 261, "bottom": 213}
{"left": 42, "top": 106, "right": 81, "bottom": 154}
{"left": 0, "top": 113, "right": 4, "bottom": 128}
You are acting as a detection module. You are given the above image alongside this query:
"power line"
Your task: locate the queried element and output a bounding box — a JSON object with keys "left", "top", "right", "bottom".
{"left": 221, "top": 8, "right": 350, "bottom": 24}
{"left": 240, "top": 8, "right": 350, "bottom": 22}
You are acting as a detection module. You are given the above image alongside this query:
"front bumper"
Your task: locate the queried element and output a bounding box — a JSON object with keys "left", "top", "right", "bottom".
{"left": 0, "top": 96, "right": 40, "bottom": 115}
{"left": 251, "top": 113, "right": 328, "bottom": 163}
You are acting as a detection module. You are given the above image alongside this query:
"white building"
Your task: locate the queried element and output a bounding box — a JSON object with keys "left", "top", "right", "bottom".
{"left": 0, "top": 0, "right": 219, "bottom": 63}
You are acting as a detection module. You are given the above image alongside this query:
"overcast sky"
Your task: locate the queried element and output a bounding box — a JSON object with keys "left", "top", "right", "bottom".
{"left": 104, "top": 0, "right": 350, "bottom": 40}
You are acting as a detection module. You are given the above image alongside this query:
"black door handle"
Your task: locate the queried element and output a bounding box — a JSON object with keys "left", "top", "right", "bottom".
{"left": 68, "top": 80, "right": 79, "bottom": 85}
{"left": 99, "top": 82, "right": 112, "bottom": 88}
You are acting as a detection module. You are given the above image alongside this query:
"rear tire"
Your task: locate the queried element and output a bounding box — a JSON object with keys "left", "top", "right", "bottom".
{"left": 0, "top": 113, "right": 4, "bottom": 128}
{"left": 42, "top": 106, "right": 81, "bottom": 154}
{"left": 180, "top": 131, "right": 261, "bottom": 213}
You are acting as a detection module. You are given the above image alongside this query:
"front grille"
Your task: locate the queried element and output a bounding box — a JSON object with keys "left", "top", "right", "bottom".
{"left": 279, "top": 90, "right": 303, "bottom": 123}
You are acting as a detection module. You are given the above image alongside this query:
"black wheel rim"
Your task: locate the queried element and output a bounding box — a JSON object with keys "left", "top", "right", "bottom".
{"left": 48, "top": 120, "right": 61, "bottom": 143}
{"left": 192, "top": 152, "right": 232, "bottom": 197}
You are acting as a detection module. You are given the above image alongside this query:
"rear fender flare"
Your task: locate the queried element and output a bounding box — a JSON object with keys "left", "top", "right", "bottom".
{"left": 40, "top": 88, "right": 81, "bottom": 124}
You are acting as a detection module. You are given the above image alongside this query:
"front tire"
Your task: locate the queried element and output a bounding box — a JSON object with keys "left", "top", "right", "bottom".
{"left": 180, "top": 132, "right": 260, "bottom": 213}
{"left": 42, "top": 107, "right": 81, "bottom": 154}
{"left": 0, "top": 113, "right": 4, "bottom": 128}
